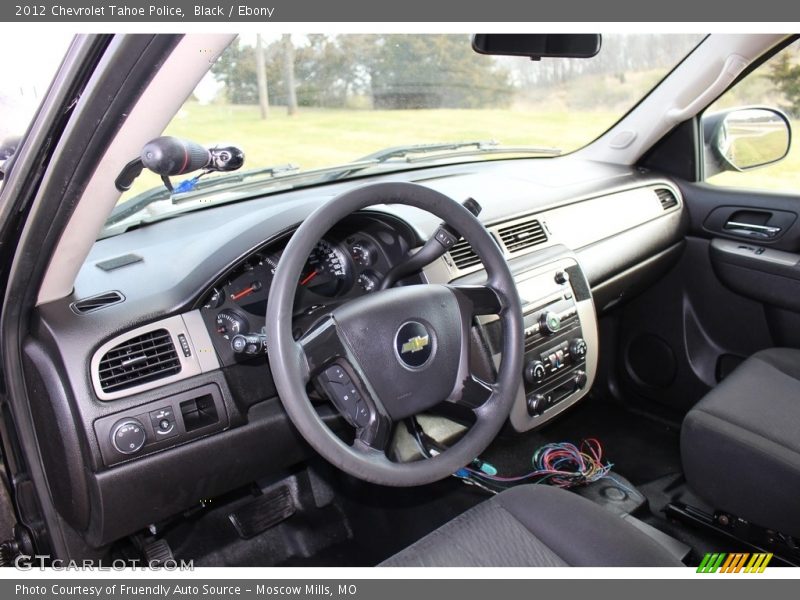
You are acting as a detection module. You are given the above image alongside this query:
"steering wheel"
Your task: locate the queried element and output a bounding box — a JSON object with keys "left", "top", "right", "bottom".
{"left": 266, "top": 182, "right": 523, "bottom": 486}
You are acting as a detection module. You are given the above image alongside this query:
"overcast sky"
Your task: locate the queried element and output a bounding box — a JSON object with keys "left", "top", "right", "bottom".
{"left": 1, "top": 32, "right": 75, "bottom": 140}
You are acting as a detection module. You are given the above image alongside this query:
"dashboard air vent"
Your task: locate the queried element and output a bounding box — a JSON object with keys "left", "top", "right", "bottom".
{"left": 71, "top": 291, "right": 125, "bottom": 314}
{"left": 497, "top": 218, "right": 548, "bottom": 254}
{"left": 448, "top": 239, "right": 482, "bottom": 270}
{"left": 98, "top": 329, "right": 181, "bottom": 393}
{"left": 655, "top": 188, "right": 679, "bottom": 210}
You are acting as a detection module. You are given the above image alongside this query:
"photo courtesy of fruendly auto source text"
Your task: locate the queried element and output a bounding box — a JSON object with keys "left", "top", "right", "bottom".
{"left": 0, "top": 0, "right": 799, "bottom": 596}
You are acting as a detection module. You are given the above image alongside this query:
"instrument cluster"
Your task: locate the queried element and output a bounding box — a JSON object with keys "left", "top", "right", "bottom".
{"left": 199, "top": 222, "right": 404, "bottom": 366}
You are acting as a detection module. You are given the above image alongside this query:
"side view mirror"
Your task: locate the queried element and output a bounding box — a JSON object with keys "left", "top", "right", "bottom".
{"left": 703, "top": 107, "right": 791, "bottom": 176}
{"left": 0, "top": 135, "right": 22, "bottom": 183}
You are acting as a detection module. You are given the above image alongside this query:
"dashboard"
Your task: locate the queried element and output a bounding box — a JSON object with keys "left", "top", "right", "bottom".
{"left": 27, "top": 156, "right": 687, "bottom": 548}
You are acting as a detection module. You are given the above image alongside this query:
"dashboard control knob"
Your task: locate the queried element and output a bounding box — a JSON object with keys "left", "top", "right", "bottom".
{"left": 569, "top": 338, "right": 588, "bottom": 360}
{"left": 555, "top": 270, "right": 570, "bottom": 285}
{"left": 111, "top": 418, "right": 147, "bottom": 455}
{"left": 539, "top": 311, "right": 561, "bottom": 335}
{"left": 524, "top": 360, "right": 547, "bottom": 385}
{"left": 231, "top": 335, "right": 248, "bottom": 353}
{"left": 527, "top": 394, "right": 546, "bottom": 416}
{"left": 573, "top": 370, "right": 588, "bottom": 390}
{"left": 231, "top": 333, "right": 268, "bottom": 355}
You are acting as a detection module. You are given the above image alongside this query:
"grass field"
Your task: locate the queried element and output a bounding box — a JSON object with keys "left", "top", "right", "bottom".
{"left": 124, "top": 102, "right": 800, "bottom": 200}
{"left": 163, "top": 103, "right": 615, "bottom": 167}
{"left": 125, "top": 102, "right": 618, "bottom": 198}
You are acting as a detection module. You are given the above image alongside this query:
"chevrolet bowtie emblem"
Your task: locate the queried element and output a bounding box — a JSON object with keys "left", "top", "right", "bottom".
{"left": 401, "top": 335, "right": 430, "bottom": 354}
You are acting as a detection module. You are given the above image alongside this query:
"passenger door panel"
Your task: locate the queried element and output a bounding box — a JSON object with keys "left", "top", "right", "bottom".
{"left": 688, "top": 178, "right": 800, "bottom": 361}
{"left": 682, "top": 182, "right": 800, "bottom": 317}
{"left": 610, "top": 236, "right": 774, "bottom": 415}
{"left": 610, "top": 182, "right": 800, "bottom": 416}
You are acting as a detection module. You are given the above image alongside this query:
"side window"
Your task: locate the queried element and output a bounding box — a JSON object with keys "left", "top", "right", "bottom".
{"left": 703, "top": 39, "right": 799, "bottom": 193}
{"left": 1, "top": 32, "right": 73, "bottom": 188}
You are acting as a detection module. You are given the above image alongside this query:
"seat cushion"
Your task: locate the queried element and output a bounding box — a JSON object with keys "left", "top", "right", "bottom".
{"left": 380, "top": 485, "right": 682, "bottom": 567}
{"left": 681, "top": 348, "right": 800, "bottom": 537}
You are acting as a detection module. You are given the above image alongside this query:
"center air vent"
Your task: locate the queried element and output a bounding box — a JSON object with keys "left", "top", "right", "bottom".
{"left": 497, "top": 218, "right": 547, "bottom": 254}
{"left": 98, "top": 329, "right": 181, "bottom": 394}
{"left": 448, "top": 239, "right": 481, "bottom": 270}
{"left": 71, "top": 291, "right": 125, "bottom": 314}
{"left": 655, "top": 188, "right": 679, "bottom": 210}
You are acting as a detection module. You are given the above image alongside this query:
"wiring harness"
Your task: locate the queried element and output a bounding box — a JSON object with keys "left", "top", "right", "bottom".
{"left": 453, "top": 439, "right": 619, "bottom": 494}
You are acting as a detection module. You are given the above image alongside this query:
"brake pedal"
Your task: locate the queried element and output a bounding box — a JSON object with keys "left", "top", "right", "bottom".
{"left": 228, "top": 485, "right": 296, "bottom": 539}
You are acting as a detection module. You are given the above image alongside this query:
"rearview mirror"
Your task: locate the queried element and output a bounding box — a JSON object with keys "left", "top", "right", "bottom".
{"left": 703, "top": 107, "right": 791, "bottom": 175}
{"left": 471, "top": 34, "right": 601, "bottom": 59}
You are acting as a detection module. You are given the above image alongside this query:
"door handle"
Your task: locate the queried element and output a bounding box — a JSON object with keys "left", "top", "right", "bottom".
{"left": 723, "top": 221, "right": 782, "bottom": 239}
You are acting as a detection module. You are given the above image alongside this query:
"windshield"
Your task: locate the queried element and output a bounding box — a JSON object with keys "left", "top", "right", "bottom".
{"left": 105, "top": 33, "right": 704, "bottom": 236}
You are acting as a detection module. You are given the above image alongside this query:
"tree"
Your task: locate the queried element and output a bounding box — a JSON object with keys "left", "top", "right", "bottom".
{"left": 293, "top": 35, "right": 366, "bottom": 107}
{"left": 212, "top": 34, "right": 513, "bottom": 110}
{"left": 283, "top": 34, "right": 298, "bottom": 115}
{"left": 210, "top": 42, "right": 258, "bottom": 104}
{"left": 255, "top": 34, "right": 269, "bottom": 119}
{"left": 364, "top": 35, "right": 513, "bottom": 109}
{"left": 767, "top": 52, "right": 800, "bottom": 117}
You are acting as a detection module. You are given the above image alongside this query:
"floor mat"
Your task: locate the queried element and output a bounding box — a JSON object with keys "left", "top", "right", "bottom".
{"left": 481, "top": 395, "right": 682, "bottom": 485}
{"left": 164, "top": 397, "right": 683, "bottom": 567}
{"left": 165, "top": 488, "right": 356, "bottom": 567}
{"left": 164, "top": 465, "right": 488, "bottom": 567}
{"left": 331, "top": 474, "right": 489, "bottom": 565}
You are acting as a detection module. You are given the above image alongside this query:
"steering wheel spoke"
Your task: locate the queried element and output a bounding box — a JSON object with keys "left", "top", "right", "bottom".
{"left": 296, "top": 317, "right": 349, "bottom": 382}
{"left": 313, "top": 361, "right": 391, "bottom": 439}
{"left": 298, "top": 317, "right": 395, "bottom": 449}
{"left": 354, "top": 411, "right": 394, "bottom": 453}
{"left": 450, "top": 284, "right": 504, "bottom": 317}
{"left": 447, "top": 371, "right": 498, "bottom": 410}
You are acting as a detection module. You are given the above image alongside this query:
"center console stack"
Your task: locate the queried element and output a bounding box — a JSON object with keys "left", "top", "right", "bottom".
{"left": 475, "top": 252, "right": 598, "bottom": 431}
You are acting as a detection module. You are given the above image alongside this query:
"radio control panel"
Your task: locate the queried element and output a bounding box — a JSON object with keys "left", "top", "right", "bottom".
{"left": 476, "top": 254, "right": 598, "bottom": 431}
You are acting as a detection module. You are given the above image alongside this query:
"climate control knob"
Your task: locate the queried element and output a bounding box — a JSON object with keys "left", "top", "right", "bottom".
{"left": 539, "top": 311, "right": 561, "bottom": 335}
{"left": 527, "top": 394, "right": 546, "bottom": 416}
{"left": 573, "top": 370, "right": 588, "bottom": 390}
{"left": 524, "top": 360, "right": 547, "bottom": 385}
{"left": 111, "top": 418, "right": 147, "bottom": 455}
{"left": 569, "top": 338, "right": 588, "bottom": 360}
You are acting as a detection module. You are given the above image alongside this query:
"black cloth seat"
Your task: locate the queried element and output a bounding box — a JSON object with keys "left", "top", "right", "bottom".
{"left": 380, "top": 485, "right": 681, "bottom": 567}
{"left": 681, "top": 348, "right": 800, "bottom": 538}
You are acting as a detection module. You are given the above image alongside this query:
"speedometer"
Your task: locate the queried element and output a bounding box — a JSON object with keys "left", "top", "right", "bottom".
{"left": 299, "top": 240, "right": 353, "bottom": 297}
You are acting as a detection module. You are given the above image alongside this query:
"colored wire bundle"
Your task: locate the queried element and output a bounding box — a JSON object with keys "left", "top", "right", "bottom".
{"left": 530, "top": 439, "right": 612, "bottom": 488}
{"left": 455, "top": 439, "right": 616, "bottom": 493}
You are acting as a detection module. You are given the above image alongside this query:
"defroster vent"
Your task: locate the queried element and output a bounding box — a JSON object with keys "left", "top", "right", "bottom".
{"left": 98, "top": 329, "right": 181, "bottom": 394}
{"left": 71, "top": 291, "right": 125, "bottom": 314}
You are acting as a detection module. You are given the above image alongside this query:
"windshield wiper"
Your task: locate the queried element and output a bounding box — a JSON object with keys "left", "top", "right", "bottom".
{"left": 105, "top": 163, "right": 299, "bottom": 227}
{"left": 365, "top": 140, "right": 561, "bottom": 162}
{"left": 322, "top": 140, "right": 562, "bottom": 181}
